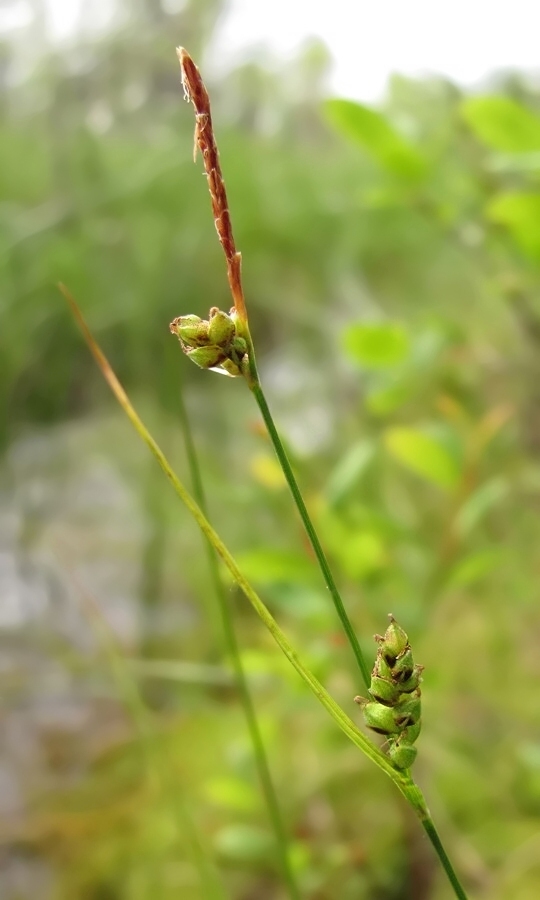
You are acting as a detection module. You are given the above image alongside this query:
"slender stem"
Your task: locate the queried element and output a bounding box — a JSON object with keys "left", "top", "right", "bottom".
{"left": 176, "top": 383, "right": 301, "bottom": 900}
{"left": 420, "top": 815, "right": 469, "bottom": 900}
{"left": 250, "top": 378, "right": 371, "bottom": 689}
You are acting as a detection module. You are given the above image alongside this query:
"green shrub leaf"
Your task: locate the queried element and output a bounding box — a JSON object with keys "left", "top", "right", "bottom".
{"left": 324, "top": 99, "right": 426, "bottom": 179}
{"left": 487, "top": 191, "right": 540, "bottom": 260}
{"left": 461, "top": 96, "right": 540, "bottom": 152}
{"left": 384, "top": 427, "right": 461, "bottom": 489}
{"left": 343, "top": 322, "right": 410, "bottom": 368}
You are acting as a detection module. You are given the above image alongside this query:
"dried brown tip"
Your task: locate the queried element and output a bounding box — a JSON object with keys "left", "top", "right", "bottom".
{"left": 176, "top": 47, "right": 210, "bottom": 112}
{"left": 175, "top": 47, "right": 248, "bottom": 323}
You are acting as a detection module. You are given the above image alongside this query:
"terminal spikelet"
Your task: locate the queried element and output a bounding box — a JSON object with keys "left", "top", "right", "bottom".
{"left": 355, "top": 615, "right": 423, "bottom": 771}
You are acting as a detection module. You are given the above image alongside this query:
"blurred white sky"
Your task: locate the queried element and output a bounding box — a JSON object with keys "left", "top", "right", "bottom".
{"left": 3, "top": 0, "right": 540, "bottom": 100}
{"left": 211, "top": 0, "right": 540, "bottom": 99}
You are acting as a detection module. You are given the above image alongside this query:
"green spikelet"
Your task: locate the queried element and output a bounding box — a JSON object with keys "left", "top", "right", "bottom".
{"left": 170, "top": 306, "right": 248, "bottom": 378}
{"left": 355, "top": 615, "right": 423, "bottom": 771}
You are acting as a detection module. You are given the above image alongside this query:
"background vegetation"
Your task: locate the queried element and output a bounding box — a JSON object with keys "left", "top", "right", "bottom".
{"left": 3, "top": 0, "right": 540, "bottom": 897}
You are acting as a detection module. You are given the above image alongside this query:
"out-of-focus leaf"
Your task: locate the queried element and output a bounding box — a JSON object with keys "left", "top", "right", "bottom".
{"left": 448, "top": 549, "right": 501, "bottom": 586}
{"left": 456, "top": 477, "right": 509, "bottom": 536}
{"left": 487, "top": 192, "right": 540, "bottom": 260}
{"left": 325, "top": 439, "right": 375, "bottom": 505}
{"left": 130, "top": 658, "right": 233, "bottom": 686}
{"left": 232, "top": 548, "right": 316, "bottom": 584}
{"left": 249, "top": 453, "right": 286, "bottom": 489}
{"left": 384, "top": 427, "right": 461, "bottom": 489}
{"left": 205, "top": 777, "right": 257, "bottom": 813}
{"left": 339, "top": 530, "right": 387, "bottom": 580}
{"left": 265, "top": 583, "right": 329, "bottom": 619}
{"left": 323, "top": 99, "right": 426, "bottom": 179}
{"left": 214, "top": 825, "right": 274, "bottom": 863}
{"left": 342, "top": 322, "right": 410, "bottom": 368}
{"left": 367, "top": 380, "right": 413, "bottom": 416}
{"left": 461, "top": 96, "right": 540, "bottom": 152}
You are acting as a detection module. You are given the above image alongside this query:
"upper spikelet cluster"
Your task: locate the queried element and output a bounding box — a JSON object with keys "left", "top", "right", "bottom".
{"left": 355, "top": 615, "right": 423, "bottom": 770}
{"left": 170, "top": 306, "right": 248, "bottom": 377}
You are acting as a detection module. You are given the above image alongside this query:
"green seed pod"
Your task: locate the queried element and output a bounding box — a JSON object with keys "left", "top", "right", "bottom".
{"left": 392, "top": 649, "right": 415, "bottom": 683}
{"left": 379, "top": 615, "right": 409, "bottom": 662}
{"left": 230, "top": 335, "right": 247, "bottom": 361}
{"left": 362, "top": 702, "right": 402, "bottom": 736}
{"left": 373, "top": 650, "right": 393, "bottom": 681}
{"left": 388, "top": 738, "right": 417, "bottom": 770}
{"left": 218, "top": 358, "right": 244, "bottom": 377}
{"left": 369, "top": 676, "right": 401, "bottom": 706}
{"left": 394, "top": 692, "right": 421, "bottom": 728}
{"left": 208, "top": 308, "right": 236, "bottom": 347}
{"left": 398, "top": 665, "right": 424, "bottom": 693}
{"left": 170, "top": 315, "right": 210, "bottom": 348}
{"left": 186, "top": 345, "right": 227, "bottom": 369}
{"left": 402, "top": 720, "right": 421, "bottom": 745}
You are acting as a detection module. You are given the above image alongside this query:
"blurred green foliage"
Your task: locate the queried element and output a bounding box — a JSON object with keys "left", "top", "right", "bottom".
{"left": 3, "top": 1, "right": 540, "bottom": 899}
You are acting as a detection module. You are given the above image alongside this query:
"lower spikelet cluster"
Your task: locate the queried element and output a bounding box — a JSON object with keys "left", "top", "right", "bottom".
{"left": 355, "top": 615, "right": 423, "bottom": 770}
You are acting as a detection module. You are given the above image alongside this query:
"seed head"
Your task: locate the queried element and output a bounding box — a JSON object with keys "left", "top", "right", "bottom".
{"left": 358, "top": 616, "right": 423, "bottom": 771}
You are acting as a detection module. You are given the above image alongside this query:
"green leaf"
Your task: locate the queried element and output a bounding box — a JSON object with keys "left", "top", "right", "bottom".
{"left": 384, "top": 427, "right": 461, "bottom": 489}
{"left": 343, "top": 322, "right": 410, "bottom": 368}
{"left": 461, "top": 96, "right": 540, "bottom": 153}
{"left": 487, "top": 192, "right": 540, "bottom": 260}
{"left": 323, "top": 99, "right": 426, "bottom": 180}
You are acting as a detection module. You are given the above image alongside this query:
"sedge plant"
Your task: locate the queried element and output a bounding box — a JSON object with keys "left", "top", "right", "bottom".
{"left": 59, "top": 47, "right": 470, "bottom": 900}
{"left": 168, "top": 47, "right": 468, "bottom": 898}
{"left": 61, "top": 283, "right": 467, "bottom": 899}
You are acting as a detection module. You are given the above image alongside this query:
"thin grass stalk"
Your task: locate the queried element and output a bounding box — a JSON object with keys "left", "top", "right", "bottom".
{"left": 176, "top": 47, "right": 370, "bottom": 690}
{"left": 61, "top": 283, "right": 469, "bottom": 900}
{"left": 176, "top": 380, "right": 301, "bottom": 899}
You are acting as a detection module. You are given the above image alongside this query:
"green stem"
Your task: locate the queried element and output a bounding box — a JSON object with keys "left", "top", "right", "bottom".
{"left": 176, "top": 382, "right": 301, "bottom": 900}
{"left": 396, "top": 776, "right": 468, "bottom": 899}
{"left": 420, "top": 816, "right": 469, "bottom": 900}
{"left": 249, "top": 378, "right": 370, "bottom": 689}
